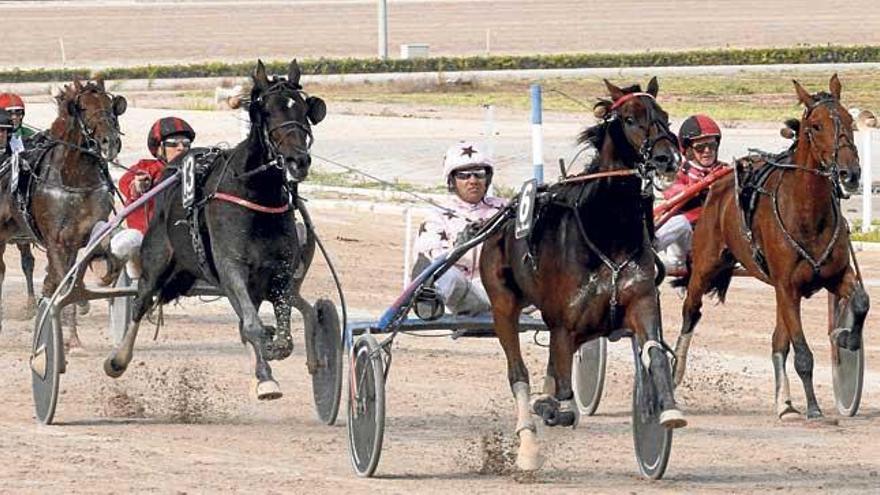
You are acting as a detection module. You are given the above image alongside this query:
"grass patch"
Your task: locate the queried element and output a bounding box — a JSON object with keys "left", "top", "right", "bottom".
{"left": 304, "top": 70, "right": 880, "bottom": 122}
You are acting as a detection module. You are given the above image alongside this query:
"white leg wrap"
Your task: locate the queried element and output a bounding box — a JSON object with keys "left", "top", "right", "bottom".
{"left": 641, "top": 340, "right": 664, "bottom": 370}
{"left": 512, "top": 382, "right": 535, "bottom": 434}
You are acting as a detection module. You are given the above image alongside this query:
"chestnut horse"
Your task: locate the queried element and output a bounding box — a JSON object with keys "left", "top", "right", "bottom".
{"left": 673, "top": 74, "right": 868, "bottom": 420}
{"left": 0, "top": 79, "right": 125, "bottom": 346}
{"left": 480, "top": 78, "right": 686, "bottom": 471}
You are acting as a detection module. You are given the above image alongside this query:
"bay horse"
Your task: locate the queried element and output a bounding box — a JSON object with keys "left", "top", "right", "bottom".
{"left": 480, "top": 78, "right": 686, "bottom": 471}
{"left": 673, "top": 74, "right": 868, "bottom": 420}
{"left": 103, "top": 60, "right": 327, "bottom": 401}
{"left": 0, "top": 79, "right": 125, "bottom": 345}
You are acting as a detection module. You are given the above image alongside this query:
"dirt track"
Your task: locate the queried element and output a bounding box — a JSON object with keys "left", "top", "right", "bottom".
{"left": 3, "top": 0, "right": 880, "bottom": 69}
{"left": 0, "top": 204, "right": 879, "bottom": 493}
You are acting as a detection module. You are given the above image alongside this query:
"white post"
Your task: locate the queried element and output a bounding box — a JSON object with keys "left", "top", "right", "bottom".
{"left": 485, "top": 28, "right": 491, "bottom": 56}
{"left": 403, "top": 207, "right": 413, "bottom": 289}
{"left": 377, "top": 0, "right": 388, "bottom": 60}
{"left": 58, "top": 38, "right": 66, "bottom": 67}
{"left": 862, "top": 129, "right": 873, "bottom": 233}
{"left": 530, "top": 84, "right": 544, "bottom": 184}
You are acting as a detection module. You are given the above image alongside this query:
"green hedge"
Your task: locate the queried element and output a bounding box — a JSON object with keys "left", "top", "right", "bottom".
{"left": 3, "top": 45, "right": 880, "bottom": 83}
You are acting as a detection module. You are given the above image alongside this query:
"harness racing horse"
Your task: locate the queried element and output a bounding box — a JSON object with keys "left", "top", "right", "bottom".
{"left": 103, "top": 60, "right": 327, "bottom": 400}
{"left": 0, "top": 79, "right": 125, "bottom": 345}
{"left": 673, "top": 74, "right": 868, "bottom": 420}
{"left": 480, "top": 78, "right": 686, "bottom": 471}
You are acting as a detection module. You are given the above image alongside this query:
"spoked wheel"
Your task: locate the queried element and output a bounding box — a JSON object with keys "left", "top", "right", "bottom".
{"left": 311, "top": 298, "right": 343, "bottom": 425}
{"left": 347, "top": 334, "right": 386, "bottom": 477}
{"left": 108, "top": 271, "right": 133, "bottom": 345}
{"left": 31, "top": 299, "right": 63, "bottom": 425}
{"left": 572, "top": 337, "right": 607, "bottom": 416}
{"left": 631, "top": 342, "right": 673, "bottom": 480}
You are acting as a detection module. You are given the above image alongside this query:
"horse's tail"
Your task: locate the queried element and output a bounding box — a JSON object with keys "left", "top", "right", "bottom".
{"left": 668, "top": 253, "right": 735, "bottom": 303}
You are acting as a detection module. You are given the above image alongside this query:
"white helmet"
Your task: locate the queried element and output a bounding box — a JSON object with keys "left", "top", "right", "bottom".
{"left": 442, "top": 141, "right": 494, "bottom": 181}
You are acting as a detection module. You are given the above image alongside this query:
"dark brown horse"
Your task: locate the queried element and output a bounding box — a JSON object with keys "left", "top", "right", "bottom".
{"left": 0, "top": 78, "right": 125, "bottom": 346}
{"left": 673, "top": 74, "right": 868, "bottom": 420}
{"left": 480, "top": 78, "right": 686, "bottom": 470}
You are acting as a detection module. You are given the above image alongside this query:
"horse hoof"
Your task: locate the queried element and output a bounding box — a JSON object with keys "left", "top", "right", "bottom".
{"left": 806, "top": 410, "right": 824, "bottom": 421}
{"left": 255, "top": 379, "right": 283, "bottom": 401}
{"left": 659, "top": 408, "right": 687, "bottom": 429}
{"left": 778, "top": 404, "right": 801, "bottom": 422}
{"left": 103, "top": 356, "right": 127, "bottom": 378}
{"left": 531, "top": 396, "right": 560, "bottom": 426}
{"left": 516, "top": 448, "right": 545, "bottom": 472}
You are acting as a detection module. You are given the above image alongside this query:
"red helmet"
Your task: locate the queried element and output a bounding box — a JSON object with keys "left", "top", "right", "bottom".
{"left": 0, "top": 93, "right": 25, "bottom": 112}
{"left": 147, "top": 117, "right": 196, "bottom": 158}
{"left": 678, "top": 114, "right": 721, "bottom": 150}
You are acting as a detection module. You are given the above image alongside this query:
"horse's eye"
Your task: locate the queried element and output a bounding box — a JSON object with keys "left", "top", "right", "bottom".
{"left": 625, "top": 117, "right": 635, "bottom": 126}
{"left": 812, "top": 123, "right": 822, "bottom": 132}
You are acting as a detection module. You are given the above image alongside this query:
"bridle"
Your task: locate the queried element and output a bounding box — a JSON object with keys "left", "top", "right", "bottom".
{"left": 607, "top": 92, "right": 680, "bottom": 179}
{"left": 797, "top": 94, "right": 859, "bottom": 195}
{"left": 240, "top": 81, "right": 315, "bottom": 180}
{"left": 70, "top": 88, "right": 123, "bottom": 158}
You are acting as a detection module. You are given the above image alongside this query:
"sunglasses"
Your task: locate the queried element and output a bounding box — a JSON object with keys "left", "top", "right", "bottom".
{"left": 163, "top": 138, "right": 192, "bottom": 148}
{"left": 692, "top": 142, "right": 718, "bottom": 153}
{"left": 453, "top": 169, "right": 488, "bottom": 180}
{"left": 7, "top": 109, "right": 23, "bottom": 117}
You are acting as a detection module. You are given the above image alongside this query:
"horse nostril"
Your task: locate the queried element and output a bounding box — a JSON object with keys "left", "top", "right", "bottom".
{"left": 654, "top": 154, "right": 670, "bottom": 164}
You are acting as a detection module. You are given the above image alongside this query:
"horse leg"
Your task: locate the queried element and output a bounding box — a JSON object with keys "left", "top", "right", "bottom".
{"left": 532, "top": 328, "right": 577, "bottom": 428}
{"left": 627, "top": 293, "right": 686, "bottom": 428}
{"left": 221, "top": 268, "right": 281, "bottom": 400}
{"left": 489, "top": 286, "right": 542, "bottom": 470}
{"left": 541, "top": 351, "right": 556, "bottom": 396}
{"left": 104, "top": 242, "right": 174, "bottom": 378}
{"left": 43, "top": 246, "right": 83, "bottom": 350}
{"left": 772, "top": 307, "right": 799, "bottom": 419}
{"left": 16, "top": 243, "right": 36, "bottom": 319}
{"left": 674, "top": 266, "right": 712, "bottom": 386}
{"left": 776, "top": 286, "right": 822, "bottom": 419}
{"left": 828, "top": 269, "right": 869, "bottom": 352}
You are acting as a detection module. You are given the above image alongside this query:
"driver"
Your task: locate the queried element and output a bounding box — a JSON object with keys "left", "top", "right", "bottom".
{"left": 413, "top": 141, "right": 506, "bottom": 316}
{"left": 109, "top": 117, "right": 196, "bottom": 279}
{"left": 0, "top": 93, "right": 37, "bottom": 154}
{"left": 656, "top": 114, "right": 729, "bottom": 271}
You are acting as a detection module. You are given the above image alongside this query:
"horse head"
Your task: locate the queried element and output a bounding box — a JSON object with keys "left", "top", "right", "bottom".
{"left": 249, "top": 59, "right": 326, "bottom": 182}
{"left": 589, "top": 77, "right": 680, "bottom": 185}
{"left": 58, "top": 77, "right": 126, "bottom": 162}
{"left": 793, "top": 74, "right": 860, "bottom": 193}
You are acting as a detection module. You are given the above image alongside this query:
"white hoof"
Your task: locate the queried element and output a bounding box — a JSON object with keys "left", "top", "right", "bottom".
{"left": 659, "top": 408, "right": 687, "bottom": 429}
{"left": 516, "top": 447, "right": 545, "bottom": 471}
{"left": 255, "top": 379, "right": 283, "bottom": 401}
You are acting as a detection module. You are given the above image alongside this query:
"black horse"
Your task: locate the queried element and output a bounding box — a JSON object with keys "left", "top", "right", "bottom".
{"left": 480, "top": 78, "right": 686, "bottom": 470}
{"left": 104, "top": 60, "right": 327, "bottom": 400}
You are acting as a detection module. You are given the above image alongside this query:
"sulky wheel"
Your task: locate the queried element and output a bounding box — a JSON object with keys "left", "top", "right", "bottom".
{"left": 311, "top": 298, "right": 344, "bottom": 425}
{"left": 108, "top": 271, "right": 133, "bottom": 345}
{"left": 631, "top": 341, "right": 673, "bottom": 480}
{"left": 347, "top": 333, "right": 386, "bottom": 478}
{"left": 31, "top": 299, "right": 64, "bottom": 425}
{"left": 572, "top": 337, "right": 607, "bottom": 416}
{"left": 831, "top": 331, "right": 864, "bottom": 417}
{"left": 828, "top": 293, "right": 864, "bottom": 417}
